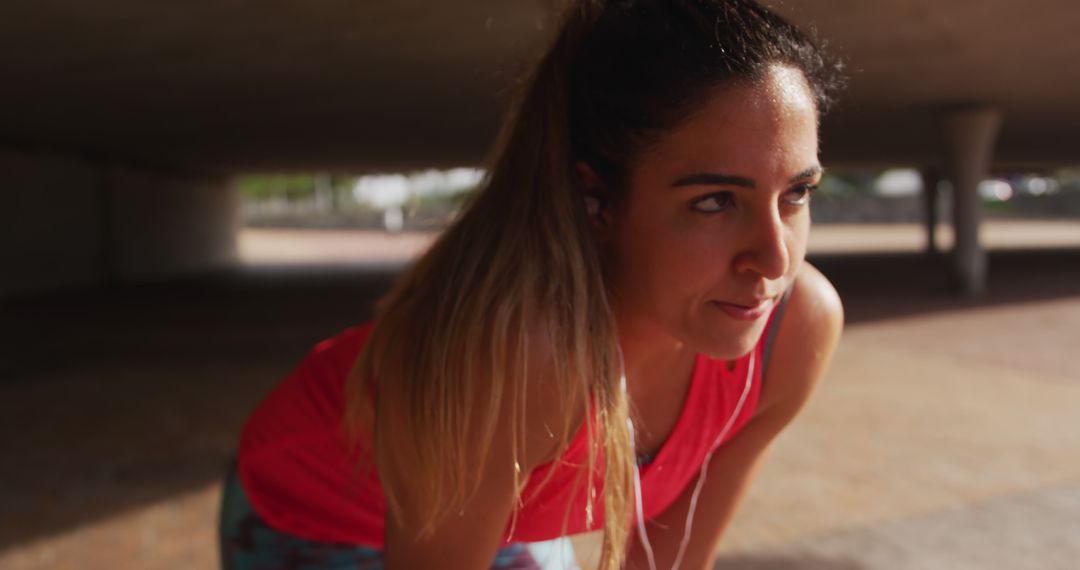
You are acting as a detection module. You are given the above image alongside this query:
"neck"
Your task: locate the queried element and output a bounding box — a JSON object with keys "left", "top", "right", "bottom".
{"left": 615, "top": 312, "right": 695, "bottom": 393}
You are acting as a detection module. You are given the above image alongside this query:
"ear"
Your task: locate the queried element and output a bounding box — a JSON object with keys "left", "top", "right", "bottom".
{"left": 574, "top": 161, "right": 613, "bottom": 236}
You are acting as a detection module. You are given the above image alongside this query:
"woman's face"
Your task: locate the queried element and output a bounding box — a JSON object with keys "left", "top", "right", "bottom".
{"left": 600, "top": 65, "right": 820, "bottom": 359}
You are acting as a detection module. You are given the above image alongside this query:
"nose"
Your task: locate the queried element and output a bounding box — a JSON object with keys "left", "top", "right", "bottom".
{"left": 732, "top": 206, "right": 790, "bottom": 280}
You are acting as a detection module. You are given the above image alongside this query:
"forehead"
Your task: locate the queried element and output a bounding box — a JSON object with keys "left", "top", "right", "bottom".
{"left": 645, "top": 65, "right": 819, "bottom": 174}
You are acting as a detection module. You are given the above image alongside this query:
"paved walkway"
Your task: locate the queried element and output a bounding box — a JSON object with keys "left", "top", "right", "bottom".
{"left": 235, "top": 220, "right": 1080, "bottom": 266}
{"left": 713, "top": 295, "right": 1080, "bottom": 570}
{"left": 2, "top": 221, "right": 1079, "bottom": 569}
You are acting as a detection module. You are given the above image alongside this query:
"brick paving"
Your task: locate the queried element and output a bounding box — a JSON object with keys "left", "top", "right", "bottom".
{"left": 2, "top": 221, "right": 1079, "bottom": 569}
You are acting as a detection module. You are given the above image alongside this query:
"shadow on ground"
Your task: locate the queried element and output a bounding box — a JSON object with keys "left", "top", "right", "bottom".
{"left": 0, "top": 266, "right": 396, "bottom": 553}
{"left": 1, "top": 248, "right": 1077, "bottom": 553}
{"left": 811, "top": 247, "right": 1080, "bottom": 325}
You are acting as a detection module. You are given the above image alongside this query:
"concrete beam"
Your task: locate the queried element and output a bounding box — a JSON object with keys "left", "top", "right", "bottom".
{"left": 3, "top": 0, "right": 1077, "bottom": 172}
{"left": 943, "top": 106, "right": 1001, "bottom": 297}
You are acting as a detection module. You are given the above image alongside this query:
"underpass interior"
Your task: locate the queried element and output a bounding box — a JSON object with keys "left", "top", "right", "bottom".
{"left": 3, "top": 0, "right": 1080, "bottom": 568}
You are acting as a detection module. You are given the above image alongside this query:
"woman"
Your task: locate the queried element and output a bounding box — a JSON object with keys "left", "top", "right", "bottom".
{"left": 220, "top": 1, "right": 845, "bottom": 568}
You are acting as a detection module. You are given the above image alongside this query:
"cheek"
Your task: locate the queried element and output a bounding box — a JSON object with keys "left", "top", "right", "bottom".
{"left": 614, "top": 220, "right": 713, "bottom": 298}
{"left": 646, "top": 228, "right": 735, "bottom": 305}
{"left": 786, "top": 218, "right": 811, "bottom": 274}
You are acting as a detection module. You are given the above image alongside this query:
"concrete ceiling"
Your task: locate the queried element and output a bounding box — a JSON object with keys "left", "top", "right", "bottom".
{"left": 769, "top": 0, "right": 1080, "bottom": 169}
{"left": 2, "top": 0, "right": 1078, "bottom": 173}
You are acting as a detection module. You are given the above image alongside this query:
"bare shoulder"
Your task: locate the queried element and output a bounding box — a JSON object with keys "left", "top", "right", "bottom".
{"left": 757, "top": 262, "right": 844, "bottom": 421}
{"left": 787, "top": 262, "right": 844, "bottom": 342}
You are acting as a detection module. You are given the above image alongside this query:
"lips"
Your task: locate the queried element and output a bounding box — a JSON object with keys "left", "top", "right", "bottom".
{"left": 709, "top": 296, "right": 775, "bottom": 321}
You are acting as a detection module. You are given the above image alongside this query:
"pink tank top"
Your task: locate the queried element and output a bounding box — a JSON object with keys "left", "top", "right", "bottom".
{"left": 237, "top": 314, "right": 774, "bottom": 546}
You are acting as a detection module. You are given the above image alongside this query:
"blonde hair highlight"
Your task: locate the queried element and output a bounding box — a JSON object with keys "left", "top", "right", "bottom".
{"left": 345, "top": 2, "right": 634, "bottom": 568}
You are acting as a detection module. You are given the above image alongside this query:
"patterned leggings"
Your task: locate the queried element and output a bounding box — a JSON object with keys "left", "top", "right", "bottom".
{"left": 217, "top": 467, "right": 578, "bottom": 569}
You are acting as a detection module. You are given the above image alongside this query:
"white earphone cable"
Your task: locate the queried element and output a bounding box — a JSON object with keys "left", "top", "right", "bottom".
{"left": 622, "top": 348, "right": 755, "bottom": 570}
{"left": 669, "top": 351, "right": 754, "bottom": 570}
{"left": 628, "top": 416, "right": 659, "bottom": 570}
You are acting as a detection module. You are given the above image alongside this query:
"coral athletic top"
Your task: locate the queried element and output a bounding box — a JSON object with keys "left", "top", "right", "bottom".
{"left": 237, "top": 310, "right": 779, "bottom": 547}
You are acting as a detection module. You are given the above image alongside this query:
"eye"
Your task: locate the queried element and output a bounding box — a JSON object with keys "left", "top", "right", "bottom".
{"left": 690, "top": 192, "right": 735, "bottom": 213}
{"left": 783, "top": 184, "right": 817, "bottom": 206}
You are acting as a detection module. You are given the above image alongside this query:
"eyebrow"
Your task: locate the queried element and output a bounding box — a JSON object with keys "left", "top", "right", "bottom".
{"left": 671, "top": 165, "right": 824, "bottom": 189}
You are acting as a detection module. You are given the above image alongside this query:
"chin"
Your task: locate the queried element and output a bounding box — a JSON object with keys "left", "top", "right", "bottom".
{"left": 692, "top": 320, "right": 768, "bottom": 360}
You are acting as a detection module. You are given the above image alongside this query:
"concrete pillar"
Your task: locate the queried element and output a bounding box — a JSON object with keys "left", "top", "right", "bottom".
{"left": 921, "top": 168, "right": 941, "bottom": 255}
{"left": 314, "top": 172, "right": 333, "bottom": 212}
{"left": 108, "top": 165, "right": 239, "bottom": 281}
{"left": 0, "top": 146, "right": 240, "bottom": 298}
{"left": 943, "top": 106, "right": 1001, "bottom": 297}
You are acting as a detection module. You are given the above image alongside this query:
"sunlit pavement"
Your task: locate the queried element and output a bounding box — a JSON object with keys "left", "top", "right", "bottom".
{"left": 235, "top": 220, "right": 1080, "bottom": 265}
{"left": 709, "top": 294, "right": 1080, "bottom": 570}
{"left": 2, "top": 221, "right": 1079, "bottom": 569}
